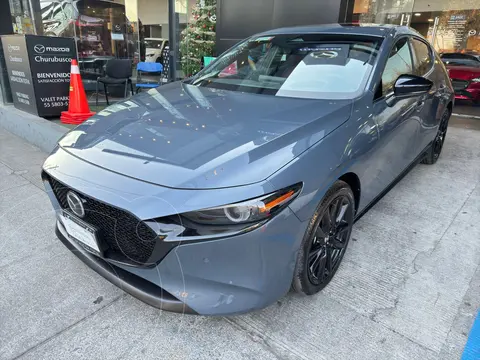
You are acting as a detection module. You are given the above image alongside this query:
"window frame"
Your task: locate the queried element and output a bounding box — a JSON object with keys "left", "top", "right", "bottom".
{"left": 374, "top": 35, "right": 415, "bottom": 101}
{"left": 409, "top": 36, "right": 435, "bottom": 77}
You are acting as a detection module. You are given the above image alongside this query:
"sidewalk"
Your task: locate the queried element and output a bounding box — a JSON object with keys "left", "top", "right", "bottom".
{"left": 0, "top": 118, "right": 479, "bottom": 359}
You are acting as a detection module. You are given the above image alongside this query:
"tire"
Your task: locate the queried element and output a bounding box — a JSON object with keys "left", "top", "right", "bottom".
{"left": 292, "top": 180, "right": 355, "bottom": 295}
{"left": 421, "top": 107, "right": 451, "bottom": 165}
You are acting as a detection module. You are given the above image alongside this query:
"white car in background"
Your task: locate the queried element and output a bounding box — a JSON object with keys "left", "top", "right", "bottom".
{"left": 145, "top": 38, "right": 168, "bottom": 63}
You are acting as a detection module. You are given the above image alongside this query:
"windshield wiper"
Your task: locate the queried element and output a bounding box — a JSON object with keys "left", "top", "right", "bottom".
{"left": 191, "top": 70, "right": 222, "bottom": 86}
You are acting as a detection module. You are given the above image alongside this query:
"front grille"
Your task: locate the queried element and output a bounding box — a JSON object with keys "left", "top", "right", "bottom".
{"left": 451, "top": 79, "right": 469, "bottom": 91}
{"left": 47, "top": 175, "right": 158, "bottom": 264}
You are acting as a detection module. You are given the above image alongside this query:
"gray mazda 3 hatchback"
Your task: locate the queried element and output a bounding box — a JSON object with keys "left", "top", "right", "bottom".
{"left": 42, "top": 24, "right": 454, "bottom": 315}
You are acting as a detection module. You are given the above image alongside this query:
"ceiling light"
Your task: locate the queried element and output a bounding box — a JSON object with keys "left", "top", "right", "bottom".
{"left": 415, "top": 13, "right": 421, "bottom": 16}
{"left": 428, "top": 18, "right": 434, "bottom": 22}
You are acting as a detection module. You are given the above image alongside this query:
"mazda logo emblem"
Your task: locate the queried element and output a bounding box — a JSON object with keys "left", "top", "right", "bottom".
{"left": 312, "top": 50, "right": 338, "bottom": 59}
{"left": 34, "top": 44, "right": 45, "bottom": 53}
{"left": 67, "top": 191, "right": 85, "bottom": 218}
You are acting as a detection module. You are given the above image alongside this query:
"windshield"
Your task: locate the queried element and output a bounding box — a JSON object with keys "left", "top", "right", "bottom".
{"left": 145, "top": 40, "right": 165, "bottom": 49}
{"left": 188, "top": 34, "right": 381, "bottom": 100}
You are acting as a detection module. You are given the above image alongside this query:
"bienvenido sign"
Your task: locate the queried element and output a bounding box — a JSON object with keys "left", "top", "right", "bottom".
{"left": 1, "top": 35, "right": 76, "bottom": 117}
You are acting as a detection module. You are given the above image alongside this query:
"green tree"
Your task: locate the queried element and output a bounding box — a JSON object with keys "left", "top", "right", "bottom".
{"left": 180, "top": 0, "right": 217, "bottom": 77}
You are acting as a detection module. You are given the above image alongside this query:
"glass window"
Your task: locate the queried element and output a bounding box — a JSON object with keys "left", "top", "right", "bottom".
{"left": 440, "top": 53, "right": 480, "bottom": 67}
{"left": 411, "top": 38, "right": 432, "bottom": 75}
{"left": 41, "top": 1, "right": 76, "bottom": 37}
{"left": 144, "top": 39, "right": 166, "bottom": 49}
{"left": 351, "top": 0, "right": 416, "bottom": 26}
{"left": 443, "top": 58, "right": 480, "bottom": 67}
{"left": 440, "top": 53, "right": 466, "bottom": 59}
{"left": 188, "top": 34, "right": 382, "bottom": 100}
{"left": 381, "top": 38, "right": 413, "bottom": 95}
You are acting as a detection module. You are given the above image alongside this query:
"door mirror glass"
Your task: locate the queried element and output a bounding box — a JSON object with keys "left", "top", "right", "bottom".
{"left": 394, "top": 74, "right": 433, "bottom": 98}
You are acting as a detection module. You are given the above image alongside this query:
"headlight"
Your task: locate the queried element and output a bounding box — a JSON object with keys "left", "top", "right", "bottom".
{"left": 472, "top": 77, "right": 480, "bottom": 83}
{"left": 182, "top": 183, "right": 302, "bottom": 226}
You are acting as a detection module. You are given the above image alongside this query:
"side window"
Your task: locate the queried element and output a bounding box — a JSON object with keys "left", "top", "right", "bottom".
{"left": 411, "top": 39, "right": 433, "bottom": 76}
{"left": 381, "top": 38, "right": 413, "bottom": 95}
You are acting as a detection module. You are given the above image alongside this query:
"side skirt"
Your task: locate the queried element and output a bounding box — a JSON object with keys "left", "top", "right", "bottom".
{"left": 354, "top": 142, "right": 432, "bottom": 223}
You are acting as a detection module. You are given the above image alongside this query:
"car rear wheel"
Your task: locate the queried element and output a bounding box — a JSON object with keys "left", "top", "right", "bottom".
{"left": 292, "top": 180, "right": 354, "bottom": 295}
{"left": 422, "top": 107, "right": 451, "bottom": 165}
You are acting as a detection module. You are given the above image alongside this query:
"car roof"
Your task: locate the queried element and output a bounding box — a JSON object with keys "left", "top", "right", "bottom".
{"left": 256, "top": 23, "right": 416, "bottom": 38}
{"left": 145, "top": 38, "right": 166, "bottom": 41}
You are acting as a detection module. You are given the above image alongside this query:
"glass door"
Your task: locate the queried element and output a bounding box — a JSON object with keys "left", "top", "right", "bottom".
{"left": 351, "top": 0, "right": 480, "bottom": 118}
{"left": 410, "top": 4, "right": 480, "bottom": 117}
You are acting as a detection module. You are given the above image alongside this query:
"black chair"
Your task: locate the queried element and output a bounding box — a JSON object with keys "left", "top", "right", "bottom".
{"left": 96, "top": 59, "right": 134, "bottom": 106}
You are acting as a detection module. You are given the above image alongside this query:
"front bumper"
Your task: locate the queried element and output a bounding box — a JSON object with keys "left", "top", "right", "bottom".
{"left": 43, "top": 147, "right": 307, "bottom": 315}
{"left": 54, "top": 203, "right": 306, "bottom": 315}
{"left": 55, "top": 221, "right": 197, "bottom": 314}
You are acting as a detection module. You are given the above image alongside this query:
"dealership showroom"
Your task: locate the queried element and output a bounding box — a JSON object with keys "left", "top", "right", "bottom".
{"left": 1, "top": 0, "right": 480, "bottom": 359}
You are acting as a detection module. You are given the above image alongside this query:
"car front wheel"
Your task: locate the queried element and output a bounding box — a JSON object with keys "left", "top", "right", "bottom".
{"left": 292, "top": 180, "right": 354, "bottom": 295}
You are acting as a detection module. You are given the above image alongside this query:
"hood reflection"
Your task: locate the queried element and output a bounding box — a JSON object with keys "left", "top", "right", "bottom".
{"left": 59, "top": 82, "right": 352, "bottom": 189}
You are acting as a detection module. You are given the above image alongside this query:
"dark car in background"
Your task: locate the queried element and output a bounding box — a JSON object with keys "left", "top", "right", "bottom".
{"left": 42, "top": 24, "right": 454, "bottom": 316}
{"left": 440, "top": 53, "right": 480, "bottom": 105}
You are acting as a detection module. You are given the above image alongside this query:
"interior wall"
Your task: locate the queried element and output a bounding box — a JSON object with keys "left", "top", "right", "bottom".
{"left": 138, "top": 0, "right": 168, "bottom": 25}
{"left": 138, "top": 0, "right": 190, "bottom": 26}
{"left": 149, "top": 25, "right": 163, "bottom": 38}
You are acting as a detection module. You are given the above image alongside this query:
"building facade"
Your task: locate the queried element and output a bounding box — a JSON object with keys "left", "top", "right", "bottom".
{"left": 1, "top": 0, "right": 480, "bottom": 116}
{"left": 352, "top": 0, "right": 480, "bottom": 55}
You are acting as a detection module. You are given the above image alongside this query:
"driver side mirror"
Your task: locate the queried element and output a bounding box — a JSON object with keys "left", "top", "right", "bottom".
{"left": 386, "top": 75, "right": 433, "bottom": 106}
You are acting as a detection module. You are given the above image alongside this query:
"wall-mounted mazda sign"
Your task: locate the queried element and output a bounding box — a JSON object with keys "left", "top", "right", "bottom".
{"left": 34, "top": 44, "right": 45, "bottom": 53}
{"left": 34, "top": 44, "right": 70, "bottom": 53}
{"left": 67, "top": 191, "right": 85, "bottom": 218}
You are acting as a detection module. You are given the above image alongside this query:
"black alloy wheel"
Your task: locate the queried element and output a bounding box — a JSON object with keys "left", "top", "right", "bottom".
{"left": 292, "top": 181, "right": 355, "bottom": 295}
{"left": 422, "top": 108, "right": 451, "bottom": 165}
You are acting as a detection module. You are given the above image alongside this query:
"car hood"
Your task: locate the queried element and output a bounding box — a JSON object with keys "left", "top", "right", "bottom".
{"left": 447, "top": 65, "right": 480, "bottom": 80}
{"left": 59, "top": 82, "right": 352, "bottom": 189}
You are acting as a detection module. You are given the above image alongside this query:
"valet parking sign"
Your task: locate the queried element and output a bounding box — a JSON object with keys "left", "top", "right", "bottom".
{"left": 1, "top": 35, "right": 76, "bottom": 117}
